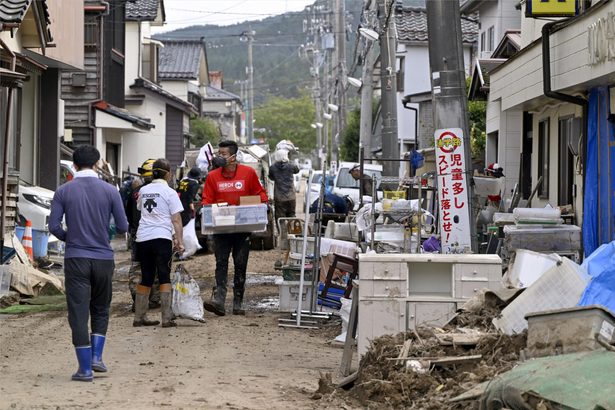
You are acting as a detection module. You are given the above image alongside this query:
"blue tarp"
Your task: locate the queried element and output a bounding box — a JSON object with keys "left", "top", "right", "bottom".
{"left": 583, "top": 87, "right": 615, "bottom": 256}
{"left": 578, "top": 241, "right": 615, "bottom": 311}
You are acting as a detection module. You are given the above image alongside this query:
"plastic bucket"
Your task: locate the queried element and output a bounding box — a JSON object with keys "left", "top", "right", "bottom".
{"left": 15, "top": 226, "right": 49, "bottom": 258}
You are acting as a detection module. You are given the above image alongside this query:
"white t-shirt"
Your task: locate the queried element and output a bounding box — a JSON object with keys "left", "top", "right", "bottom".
{"left": 136, "top": 180, "right": 184, "bottom": 242}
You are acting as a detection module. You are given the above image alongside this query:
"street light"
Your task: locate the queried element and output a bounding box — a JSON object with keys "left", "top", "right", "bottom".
{"left": 359, "top": 27, "right": 379, "bottom": 42}
{"left": 347, "top": 77, "right": 362, "bottom": 88}
{"left": 327, "top": 103, "right": 339, "bottom": 112}
{"left": 323, "top": 112, "right": 333, "bottom": 120}
{"left": 311, "top": 122, "right": 324, "bottom": 129}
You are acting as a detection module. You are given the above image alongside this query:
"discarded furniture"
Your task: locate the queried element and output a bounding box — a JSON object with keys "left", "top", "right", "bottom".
{"left": 321, "top": 253, "right": 358, "bottom": 299}
{"left": 502, "top": 224, "right": 582, "bottom": 262}
{"left": 357, "top": 253, "right": 503, "bottom": 356}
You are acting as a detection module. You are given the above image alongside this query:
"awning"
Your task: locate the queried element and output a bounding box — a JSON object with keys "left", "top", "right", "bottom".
{"left": 93, "top": 100, "right": 153, "bottom": 132}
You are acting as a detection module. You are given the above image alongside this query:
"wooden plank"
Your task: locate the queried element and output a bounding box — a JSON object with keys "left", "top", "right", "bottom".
{"left": 388, "top": 354, "right": 482, "bottom": 367}
{"left": 435, "top": 333, "right": 495, "bottom": 346}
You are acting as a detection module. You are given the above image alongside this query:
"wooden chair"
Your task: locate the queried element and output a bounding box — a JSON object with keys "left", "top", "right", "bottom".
{"left": 320, "top": 253, "right": 359, "bottom": 299}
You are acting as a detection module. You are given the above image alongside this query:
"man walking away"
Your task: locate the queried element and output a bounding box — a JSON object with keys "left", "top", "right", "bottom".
{"left": 49, "top": 145, "right": 128, "bottom": 382}
{"left": 268, "top": 149, "right": 300, "bottom": 225}
{"left": 202, "top": 140, "right": 268, "bottom": 316}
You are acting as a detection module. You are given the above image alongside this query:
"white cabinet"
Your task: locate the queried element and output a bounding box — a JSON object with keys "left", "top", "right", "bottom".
{"left": 357, "top": 253, "right": 503, "bottom": 356}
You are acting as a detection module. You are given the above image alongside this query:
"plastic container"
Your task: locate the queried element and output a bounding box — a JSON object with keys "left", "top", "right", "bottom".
{"left": 288, "top": 236, "right": 316, "bottom": 254}
{"left": 281, "top": 265, "right": 314, "bottom": 281}
{"left": 201, "top": 204, "right": 268, "bottom": 234}
{"left": 15, "top": 226, "right": 49, "bottom": 258}
{"left": 278, "top": 280, "right": 314, "bottom": 312}
{"left": 384, "top": 190, "right": 405, "bottom": 200}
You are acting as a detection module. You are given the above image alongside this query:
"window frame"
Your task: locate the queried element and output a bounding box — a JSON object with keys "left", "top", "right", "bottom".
{"left": 537, "top": 118, "right": 550, "bottom": 199}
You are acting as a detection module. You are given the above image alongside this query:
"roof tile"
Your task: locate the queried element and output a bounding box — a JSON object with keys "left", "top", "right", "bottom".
{"left": 159, "top": 39, "right": 203, "bottom": 80}
{"left": 126, "top": 0, "right": 161, "bottom": 21}
{"left": 395, "top": 6, "right": 478, "bottom": 44}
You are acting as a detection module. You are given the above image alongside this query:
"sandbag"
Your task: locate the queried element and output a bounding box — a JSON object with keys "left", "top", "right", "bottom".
{"left": 171, "top": 264, "right": 205, "bottom": 322}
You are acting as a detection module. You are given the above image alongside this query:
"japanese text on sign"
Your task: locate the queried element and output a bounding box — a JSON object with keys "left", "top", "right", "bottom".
{"left": 434, "top": 129, "right": 472, "bottom": 253}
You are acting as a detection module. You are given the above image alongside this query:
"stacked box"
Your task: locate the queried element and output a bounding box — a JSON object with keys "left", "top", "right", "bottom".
{"left": 201, "top": 204, "right": 268, "bottom": 234}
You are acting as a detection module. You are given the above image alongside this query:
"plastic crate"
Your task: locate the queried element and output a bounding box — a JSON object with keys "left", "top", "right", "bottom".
{"left": 288, "top": 236, "right": 316, "bottom": 254}
{"left": 281, "top": 265, "right": 314, "bottom": 281}
{"left": 201, "top": 204, "right": 268, "bottom": 234}
{"left": 278, "top": 281, "right": 314, "bottom": 312}
{"left": 384, "top": 190, "right": 406, "bottom": 200}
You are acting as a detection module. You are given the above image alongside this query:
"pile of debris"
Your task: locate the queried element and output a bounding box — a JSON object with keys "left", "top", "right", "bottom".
{"left": 0, "top": 233, "right": 64, "bottom": 312}
{"left": 316, "top": 297, "right": 525, "bottom": 409}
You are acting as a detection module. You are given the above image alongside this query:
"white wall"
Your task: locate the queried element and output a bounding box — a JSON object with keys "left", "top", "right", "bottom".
{"left": 161, "top": 81, "right": 189, "bottom": 102}
{"left": 478, "top": 0, "right": 521, "bottom": 56}
{"left": 498, "top": 108, "right": 522, "bottom": 197}
{"left": 122, "top": 98, "right": 168, "bottom": 173}
{"left": 125, "top": 22, "right": 141, "bottom": 95}
{"left": 19, "top": 74, "right": 40, "bottom": 185}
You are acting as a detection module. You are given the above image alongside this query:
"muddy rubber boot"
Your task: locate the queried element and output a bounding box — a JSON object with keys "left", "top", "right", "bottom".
{"left": 232, "top": 289, "right": 245, "bottom": 316}
{"left": 91, "top": 334, "right": 107, "bottom": 372}
{"left": 160, "top": 285, "right": 176, "bottom": 328}
{"left": 72, "top": 346, "right": 93, "bottom": 382}
{"left": 203, "top": 286, "right": 226, "bottom": 316}
{"left": 133, "top": 285, "right": 160, "bottom": 327}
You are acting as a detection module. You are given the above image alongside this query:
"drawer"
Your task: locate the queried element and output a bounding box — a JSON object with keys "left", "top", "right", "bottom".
{"left": 458, "top": 281, "right": 490, "bottom": 299}
{"left": 454, "top": 263, "right": 501, "bottom": 282}
{"left": 359, "top": 279, "right": 406, "bottom": 299}
{"left": 361, "top": 261, "right": 406, "bottom": 280}
{"left": 406, "top": 301, "right": 457, "bottom": 330}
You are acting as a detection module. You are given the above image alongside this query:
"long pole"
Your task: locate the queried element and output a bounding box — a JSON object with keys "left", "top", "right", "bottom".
{"left": 359, "top": 41, "right": 376, "bottom": 161}
{"left": 426, "top": 0, "right": 477, "bottom": 252}
{"left": 246, "top": 30, "right": 255, "bottom": 142}
{"left": 334, "top": 0, "right": 346, "bottom": 164}
{"left": 378, "top": 0, "right": 399, "bottom": 176}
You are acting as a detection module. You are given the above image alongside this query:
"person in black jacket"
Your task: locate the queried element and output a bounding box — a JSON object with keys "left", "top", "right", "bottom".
{"left": 176, "top": 167, "right": 202, "bottom": 227}
{"left": 268, "top": 150, "right": 300, "bottom": 224}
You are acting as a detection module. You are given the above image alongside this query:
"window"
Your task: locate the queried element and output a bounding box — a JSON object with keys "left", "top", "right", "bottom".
{"left": 481, "top": 32, "right": 486, "bottom": 52}
{"left": 488, "top": 26, "right": 495, "bottom": 52}
{"left": 84, "top": 16, "right": 99, "bottom": 49}
{"left": 397, "top": 56, "right": 405, "bottom": 92}
{"left": 538, "top": 119, "right": 550, "bottom": 199}
{"left": 558, "top": 117, "right": 580, "bottom": 205}
{"left": 142, "top": 43, "right": 159, "bottom": 83}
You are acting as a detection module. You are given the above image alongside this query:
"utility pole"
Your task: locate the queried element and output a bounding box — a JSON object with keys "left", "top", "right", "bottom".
{"left": 241, "top": 30, "right": 255, "bottom": 143}
{"left": 378, "top": 0, "right": 398, "bottom": 176}
{"left": 359, "top": 0, "right": 377, "bottom": 162}
{"left": 426, "top": 0, "right": 476, "bottom": 252}
{"left": 333, "top": 0, "right": 347, "bottom": 165}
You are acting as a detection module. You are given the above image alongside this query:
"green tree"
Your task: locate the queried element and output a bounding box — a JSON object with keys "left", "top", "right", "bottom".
{"left": 190, "top": 117, "right": 221, "bottom": 147}
{"left": 340, "top": 108, "right": 360, "bottom": 162}
{"left": 466, "top": 78, "right": 486, "bottom": 164}
{"left": 253, "top": 92, "right": 316, "bottom": 152}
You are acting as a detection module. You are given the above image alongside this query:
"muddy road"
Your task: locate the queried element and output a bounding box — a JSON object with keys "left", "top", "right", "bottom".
{"left": 0, "top": 240, "right": 350, "bottom": 410}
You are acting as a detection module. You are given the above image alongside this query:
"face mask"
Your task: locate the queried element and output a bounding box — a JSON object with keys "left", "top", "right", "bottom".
{"left": 212, "top": 156, "right": 228, "bottom": 168}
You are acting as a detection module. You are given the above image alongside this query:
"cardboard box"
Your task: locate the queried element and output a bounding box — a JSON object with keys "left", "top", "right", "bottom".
{"left": 240, "top": 196, "right": 261, "bottom": 205}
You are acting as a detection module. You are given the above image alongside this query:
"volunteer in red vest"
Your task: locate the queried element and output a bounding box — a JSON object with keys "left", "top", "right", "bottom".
{"left": 202, "top": 140, "right": 268, "bottom": 316}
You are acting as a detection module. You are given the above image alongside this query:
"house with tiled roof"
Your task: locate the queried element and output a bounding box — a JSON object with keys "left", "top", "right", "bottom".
{"left": 202, "top": 82, "right": 243, "bottom": 142}
{"left": 159, "top": 39, "right": 209, "bottom": 110}
{"left": 59, "top": 0, "right": 155, "bottom": 185}
{"left": 1, "top": 0, "right": 83, "bottom": 195}
{"left": 122, "top": 0, "right": 199, "bottom": 173}
{"left": 391, "top": 3, "right": 478, "bottom": 154}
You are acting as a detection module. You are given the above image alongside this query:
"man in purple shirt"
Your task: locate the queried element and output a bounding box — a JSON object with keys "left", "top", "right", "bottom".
{"left": 49, "top": 145, "right": 128, "bottom": 382}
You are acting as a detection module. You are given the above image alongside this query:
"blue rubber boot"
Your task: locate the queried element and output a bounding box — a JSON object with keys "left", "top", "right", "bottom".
{"left": 91, "top": 334, "right": 107, "bottom": 373}
{"left": 72, "top": 346, "right": 94, "bottom": 382}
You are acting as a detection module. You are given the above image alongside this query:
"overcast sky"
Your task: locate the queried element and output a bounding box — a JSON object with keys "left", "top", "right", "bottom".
{"left": 153, "top": 0, "right": 316, "bottom": 33}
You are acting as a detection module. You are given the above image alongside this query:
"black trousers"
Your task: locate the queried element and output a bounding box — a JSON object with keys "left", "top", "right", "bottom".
{"left": 64, "top": 258, "right": 115, "bottom": 347}
{"left": 137, "top": 238, "right": 173, "bottom": 286}
{"left": 274, "top": 199, "right": 296, "bottom": 226}
{"left": 213, "top": 232, "right": 251, "bottom": 297}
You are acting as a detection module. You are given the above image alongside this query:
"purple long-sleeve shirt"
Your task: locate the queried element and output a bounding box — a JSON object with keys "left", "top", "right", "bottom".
{"left": 49, "top": 171, "right": 128, "bottom": 260}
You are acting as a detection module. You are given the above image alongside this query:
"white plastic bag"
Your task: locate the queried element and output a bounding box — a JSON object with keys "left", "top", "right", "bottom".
{"left": 180, "top": 218, "right": 201, "bottom": 259}
{"left": 171, "top": 264, "right": 205, "bottom": 322}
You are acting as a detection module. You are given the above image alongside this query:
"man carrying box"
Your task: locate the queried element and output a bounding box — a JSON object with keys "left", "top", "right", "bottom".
{"left": 202, "top": 140, "right": 268, "bottom": 316}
